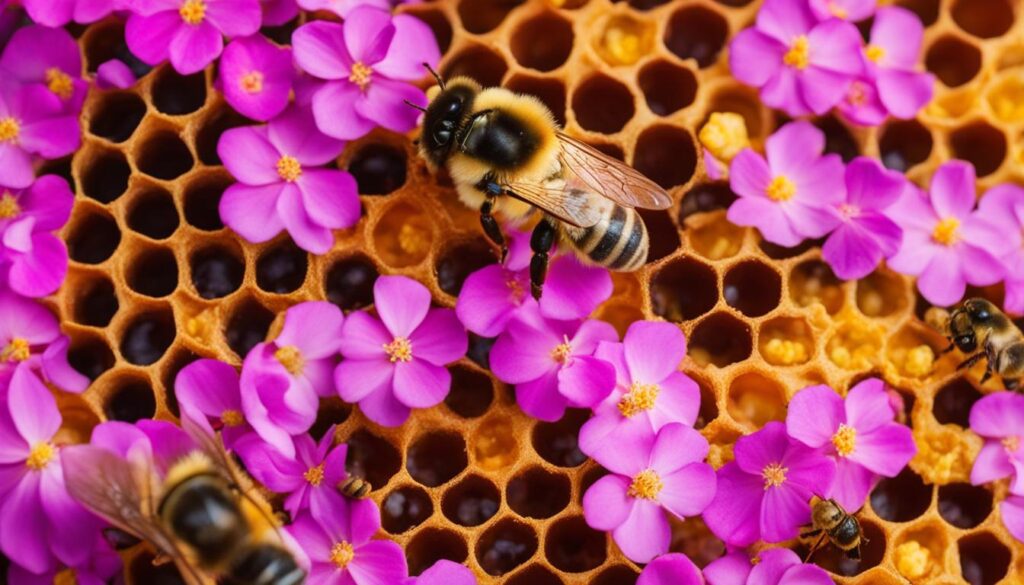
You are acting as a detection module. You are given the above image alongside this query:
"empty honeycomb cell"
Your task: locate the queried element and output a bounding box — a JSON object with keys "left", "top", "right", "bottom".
{"left": 758, "top": 237, "right": 817, "bottom": 260}
{"left": 408, "top": 431, "right": 468, "bottom": 487}
{"left": 67, "top": 210, "right": 121, "bottom": 264}
{"left": 690, "top": 373, "right": 719, "bottom": 429}
{"left": 507, "top": 467, "right": 571, "bottom": 519}
{"left": 407, "top": 527, "right": 469, "bottom": 576}
{"left": 74, "top": 274, "right": 119, "bottom": 327}
{"left": 104, "top": 377, "right": 157, "bottom": 423}
{"left": 949, "top": 122, "right": 1007, "bottom": 177}
{"left": 571, "top": 74, "right": 635, "bottom": 134}
{"left": 161, "top": 348, "right": 199, "bottom": 417}
{"left": 724, "top": 261, "right": 782, "bottom": 318}
{"left": 961, "top": 533, "right": 1012, "bottom": 584}
{"left": 679, "top": 183, "right": 737, "bottom": 221}
{"left": 790, "top": 260, "right": 844, "bottom": 314}
{"left": 373, "top": 201, "right": 434, "bottom": 268}
{"left": 406, "top": 7, "right": 453, "bottom": 55}
{"left": 473, "top": 416, "right": 519, "bottom": 470}
{"left": 56, "top": 392, "right": 102, "bottom": 444}
{"left": 649, "top": 257, "right": 718, "bottom": 322}
{"left": 926, "top": 36, "right": 983, "bottom": 87}
{"left": 759, "top": 316, "right": 814, "bottom": 366}
{"left": 594, "top": 302, "right": 645, "bottom": 338}
{"left": 805, "top": 520, "right": 885, "bottom": 576}
{"left": 689, "top": 313, "right": 753, "bottom": 368}
{"left": 324, "top": 254, "right": 379, "bottom": 311}
{"left": 445, "top": 366, "right": 495, "bottom": 418}
{"left": 510, "top": 12, "right": 574, "bottom": 72}
{"left": 436, "top": 237, "right": 498, "bottom": 296}
{"left": 345, "top": 429, "right": 403, "bottom": 491}
{"left": 127, "top": 187, "right": 179, "bottom": 240}
{"left": 82, "top": 20, "right": 127, "bottom": 72}
{"left": 442, "top": 474, "right": 501, "bottom": 527}
{"left": 441, "top": 44, "right": 508, "bottom": 88}
{"left": 88, "top": 91, "right": 146, "bottom": 143}
{"left": 879, "top": 119, "right": 933, "bottom": 172}
{"left": 814, "top": 116, "right": 860, "bottom": 163}
{"left": 458, "top": 0, "right": 524, "bottom": 34}
{"left": 952, "top": 0, "right": 1014, "bottom": 38}
{"left": 664, "top": 6, "right": 729, "bottom": 68}
{"left": 121, "top": 308, "right": 176, "bottom": 366}
{"left": 256, "top": 240, "right": 308, "bottom": 294}
{"left": 467, "top": 333, "right": 496, "bottom": 369}
{"left": 938, "top": 483, "right": 992, "bottom": 529}
{"left": 382, "top": 485, "right": 434, "bottom": 534}
{"left": 310, "top": 398, "right": 351, "bottom": 439}
{"left": 593, "top": 13, "right": 655, "bottom": 68}
{"left": 870, "top": 468, "right": 932, "bottom": 522}
{"left": 670, "top": 516, "right": 726, "bottom": 568}
{"left": 545, "top": 515, "right": 607, "bottom": 572}
{"left": 593, "top": 565, "right": 639, "bottom": 585}
{"left": 638, "top": 60, "right": 697, "bottom": 116}
{"left": 125, "top": 246, "right": 178, "bottom": 298}
{"left": 505, "top": 74, "right": 567, "bottom": 127}
{"left": 195, "top": 105, "right": 252, "bottom": 165}
{"left": 897, "top": 0, "right": 940, "bottom": 25}
{"left": 67, "top": 334, "right": 116, "bottom": 381}
{"left": 633, "top": 210, "right": 678, "bottom": 265}
{"left": 933, "top": 377, "right": 982, "bottom": 427}
{"left": 856, "top": 269, "right": 908, "bottom": 318}
{"left": 182, "top": 173, "right": 229, "bottom": 231}
{"left": 79, "top": 147, "right": 130, "bottom": 203}
{"left": 505, "top": 565, "right": 563, "bottom": 585}
{"left": 532, "top": 409, "right": 588, "bottom": 467}
{"left": 150, "top": 66, "right": 207, "bottom": 115}
{"left": 633, "top": 125, "right": 697, "bottom": 189}
{"left": 37, "top": 157, "right": 74, "bottom": 188}
{"left": 726, "top": 371, "right": 787, "bottom": 428}
{"left": 189, "top": 245, "right": 245, "bottom": 299}
{"left": 130, "top": 552, "right": 185, "bottom": 584}
{"left": 136, "top": 131, "right": 194, "bottom": 180}
{"left": 476, "top": 518, "right": 539, "bottom": 576}
{"left": 346, "top": 142, "right": 408, "bottom": 195}
{"left": 225, "top": 298, "right": 274, "bottom": 359}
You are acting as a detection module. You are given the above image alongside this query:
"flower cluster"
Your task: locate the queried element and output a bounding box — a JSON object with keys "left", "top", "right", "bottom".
{"left": 969, "top": 392, "right": 1024, "bottom": 544}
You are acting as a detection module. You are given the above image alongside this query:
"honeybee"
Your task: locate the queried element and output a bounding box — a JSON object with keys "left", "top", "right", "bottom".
{"left": 801, "top": 497, "right": 865, "bottom": 561}
{"left": 926, "top": 298, "right": 1024, "bottom": 390}
{"left": 339, "top": 476, "right": 372, "bottom": 499}
{"left": 63, "top": 418, "right": 305, "bottom": 585}
{"left": 412, "top": 66, "right": 672, "bottom": 298}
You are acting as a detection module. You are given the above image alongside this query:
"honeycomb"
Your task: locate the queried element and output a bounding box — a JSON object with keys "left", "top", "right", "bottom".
{"left": 40, "top": 0, "right": 1024, "bottom": 582}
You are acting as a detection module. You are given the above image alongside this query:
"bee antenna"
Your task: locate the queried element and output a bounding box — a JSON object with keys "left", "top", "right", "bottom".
{"left": 403, "top": 99, "right": 427, "bottom": 113}
{"left": 423, "top": 62, "right": 445, "bottom": 89}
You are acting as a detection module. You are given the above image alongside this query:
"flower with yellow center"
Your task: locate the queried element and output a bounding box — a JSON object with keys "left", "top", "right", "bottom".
{"left": 766, "top": 176, "right": 797, "bottom": 202}
{"left": 2, "top": 338, "right": 30, "bottom": 362}
{"left": 0, "top": 193, "right": 20, "bottom": 220}
{"left": 550, "top": 336, "right": 573, "bottom": 365}
{"left": 304, "top": 463, "right": 325, "bottom": 486}
{"left": 241, "top": 71, "right": 264, "bottom": 94}
{"left": 761, "top": 462, "right": 788, "bottom": 489}
{"left": 831, "top": 423, "right": 857, "bottom": 457}
{"left": 627, "top": 469, "right": 663, "bottom": 500}
{"left": 617, "top": 382, "right": 660, "bottom": 418}
{"left": 699, "top": 112, "right": 750, "bottom": 163}
{"left": 383, "top": 337, "right": 413, "bottom": 363}
{"left": 330, "top": 541, "right": 355, "bottom": 569}
{"left": 0, "top": 117, "right": 20, "bottom": 143}
{"left": 275, "top": 345, "right": 305, "bottom": 375}
{"left": 783, "top": 36, "right": 810, "bottom": 70}
{"left": 179, "top": 0, "right": 207, "bottom": 25}
{"left": 45, "top": 68, "right": 74, "bottom": 100}
{"left": 828, "top": 2, "right": 848, "bottom": 18}
{"left": 221, "top": 409, "right": 244, "bottom": 427}
{"left": 932, "top": 217, "right": 960, "bottom": 246}
{"left": 864, "top": 44, "right": 886, "bottom": 64}
{"left": 26, "top": 442, "right": 55, "bottom": 470}
{"left": 277, "top": 155, "right": 302, "bottom": 182}
{"left": 349, "top": 62, "right": 373, "bottom": 92}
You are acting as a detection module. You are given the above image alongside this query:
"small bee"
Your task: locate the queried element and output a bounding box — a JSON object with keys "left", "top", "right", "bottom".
{"left": 927, "top": 298, "right": 1024, "bottom": 390}
{"left": 63, "top": 418, "right": 305, "bottom": 585}
{"left": 339, "top": 476, "right": 372, "bottom": 499}
{"left": 801, "top": 497, "right": 865, "bottom": 561}
{"left": 411, "top": 66, "right": 672, "bottom": 298}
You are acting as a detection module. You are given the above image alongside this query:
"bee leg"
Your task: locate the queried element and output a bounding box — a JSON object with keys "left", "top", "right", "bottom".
{"left": 800, "top": 528, "right": 823, "bottom": 539}
{"left": 942, "top": 341, "right": 956, "bottom": 354}
{"left": 479, "top": 196, "right": 508, "bottom": 263}
{"left": 957, "top": 352, "right": 986, "bottom": 371}
{"left": 804, "top": 532, "right": 827, "bottom": 563}
{"left": 846, "top": 545, "right": 861, "bottom": 560}
{"left": 530, "top": 219, "right": 557, "bottom": 300}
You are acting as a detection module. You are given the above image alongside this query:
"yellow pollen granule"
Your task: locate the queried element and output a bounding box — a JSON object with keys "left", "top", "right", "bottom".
{"left": 506, "top": 274, "right": 525, "bottom": 303}
{"left": 221, "top": 409, "right": 244, "bottom": 427}
{"left": 832, "top": 423, "right": 857, "bottom": 457}
{"left": 865, "top": 44, "right": 886, "bottom": 63}
{"left": 26, "top": 443, "right": 55, "bottom": 470}
{"left": 617, "top": 382, "right": 660, "bottom": 417}
{"left": 276, "top": 155, "right": 302, "bottom": 182}
{"left": 0, "top": 193, "right": 20, "bottom": 220}
{"left": 2, "top": 338, "right": 30, "bottom": 362}
{"left": 764, "top": 338, "right": 808, "bottom": 365}
{"left": 383, "top": 337, "right": 413, "bottom": 363}
{"left": 699, "top": 112, "right": 750, "bottom": 164}
{"left": 275, "top": 345, "right": 305, "bottom": 375}
{"left": 349, "top": 62, "right": 373, "bottom": 91}
{"left": 762, "top": 462, "right": 788, "bottom": 489}
{"left": 304, "top": 463, "right": 326, "bottom": 486}
{"left": 241, "top": 71, "right": 264, "bottom": 94}
{"left": 783, "top": 36, "right": 810, "bottom": 70}
{"left": 932, "top": 217, "right": 960, "bottom": 246}
{"left": 1004, "top": 436, "right": 1020, "bottom": 453}
{"left": 330, "top": 541, "right": 355, "bottom": 568}
{"left": 627, "top": 469, "right": 663, "bottom": 500}
{"left": 895, "top": 540, "right": 931, "bottom": 580}
{"left": 904, "top": 345, "right": 935, "bottom": 377}
{"left": 550, "top": 336, "right": 572, "bottom": 364}
{"left": 45, "top": 68, "right": 74, "bottom": 100}
{"left": 179, "top": 0, "right": 206, "bottom": 24}
{"left": 0, "top": 117, "right": 20, "bottom": 143}
{"left": 766, "top": 176, "right": 797, "bottom": 202}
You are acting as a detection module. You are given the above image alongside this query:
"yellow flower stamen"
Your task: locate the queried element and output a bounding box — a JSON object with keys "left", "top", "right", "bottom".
{"left": 1004, "top": 436, "right": 1020, "bottom": 453}
{"left": 506, "top": 274, "right": 525, "bottom": 304}
{"left": 240, "top": 71, "right": 264, "bottom": 94}
{"left": 766, "top": 176, "right": 797, "bottom": 202}
{"left": 627, "top": 469, "right": 663, "bottom": 500}
{"left": 699, "top": 112, "right": 750, "bottom": 164}
{"left": 26, "top": 443, "right": 55, "bottom": 470}
{"left": 847, "top": 80, "right": 869, "bottom": 107}
{"left": 865, "top": 44, "right": 886, "bottom": 64}
{"left": 783, "top": 36, "right": 810, "bottom": 70}
{"left": 2, "top": 338, "right": 30, "bottom": 362}
{"left": 179, "top": 0, "right": 206, "bottom": 24}
{"left": 221, "top": 409, "right": 244, "bottom": 427}
{"left": 617, "top": 382, "right": 660, "bottom": 418}
{"left": 383, "top": 337, "right": 413, "bottom": 363}
{"left": 0, "top": 117, "right": 20, "bottom": 143}
{"left": 762, "top": 462, "right": 788, "bottom": 489}
{"left": 304, "top": 463, "right": 326, "bottom": 486}
{"left": 349, "top": 62, "right": 373, "bottom": 92}
{"left": 45, "top": 68, "right": 74, "bottom": 100}
{"left": 330, "top": 541, "right": 355, "bottom": 569}
{"left": 932, "top": 217, "right": 960, "bottom": 246}
{"left": 550, "top": 336, "right": 573, "bottom": 365}
{"left": 275, "top": 345, "right": 305, "bottom": 375}
{"left": 829, "top": 2, "right": 848, "bottom": 18}
{"left": 832, "top": 423, "right": 857, "bottom": 457}
{"left": 276, "top": 155, "right": 302, "bottom": 182}
{"left": 0, "top": 193, "right": 20, "bottom": 220}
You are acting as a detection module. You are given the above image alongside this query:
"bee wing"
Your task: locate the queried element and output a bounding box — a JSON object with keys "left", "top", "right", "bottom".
{"left": 556, "top": 131, "right": 673, "bottom": 210}
{"left": 502, "top": 177, "right": 604, "bottom": 228}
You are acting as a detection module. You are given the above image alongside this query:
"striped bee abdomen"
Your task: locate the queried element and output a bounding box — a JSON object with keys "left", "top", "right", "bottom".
{"left": 566, "top": 202, "right": 648, "bottom": 271}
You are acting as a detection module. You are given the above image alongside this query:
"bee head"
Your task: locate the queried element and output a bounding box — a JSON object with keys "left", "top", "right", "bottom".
{"left": 418, "top": 67, "right": 480, "bottom": 168}
{"left": 964, "top": 298, "right": 994, "bottom": 322}
{"left": 949, "top": 310, "right": 978, "bottom": 353}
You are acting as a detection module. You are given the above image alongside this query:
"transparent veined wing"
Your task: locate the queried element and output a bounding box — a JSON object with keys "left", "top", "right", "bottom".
{"left": 556, "top": 131, "right": 672, "bottom": 210}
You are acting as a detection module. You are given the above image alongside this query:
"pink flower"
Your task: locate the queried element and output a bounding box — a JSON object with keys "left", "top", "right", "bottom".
{"left": 7, "top": 535, "right": 120, "bottom": 585}
{"left": 218, "top": 105, "right": 359, "bottom": 254}
{"left": 583, "top": 423, "right": 715, "bottom": 563}
{"left": 0, "top": 291, "right": 87, "bottom": 394}
{"left": 969, "top": 392, "right": 1024, "bottom": 495}
{"left": 1002, "top": 496, "right": 1024, "bottom": 543}
{"left": 336, "top": 276, "right": 468, "bottom": 427}
{"left": 292, "top": 7, "right": 439, "bottom": 139}
{"left": 703, "top": 422, "right": 836, "bottom": 547}
{"left": 0, "top": 84, "right": 80, "bottom": 189}
{"left": 809, "top": 0, "right": 875, "bottom": 21}
{"left": 977, "top": 184, "right": 1024, "bottom": 315}
{"left": 886, "top": 161, "right": 1007, "bottom": 306}
{"left": 0, "top": 176, "right": 74, "bottom": 298}
{"left": 786, "top": 379, "right": 916, "bottom": 511}
{"left": 727, "top": 122, "right": 845, "bottom": 247}
{"left": 403, "top": 560, "right": 476, "bottom": 585}
{"left": 95, "top": 60, "right": 138, "bottom": 90}
{"left": 729, "top": 0, "right": 863, "bottom": 117}
{"left": 837, "top": 7, "right": 935, "bottom": 126}
{"left": 263, "top": 0, "right": 298, "bottom": 25}
{"left": 125, "top": 0, "right": 262, "bottom": 75}
{"left": 637, "top": 553, "right": 704, "bottom": 585}
{"left": 219, "top": 35, "right": 294, "bottom": 122}
{"left": 579, "top": 321, "right": 700, "bottom": 464}
{"left": 288, "top": 498, "right": 407, "bottom": 585}
{"left": 242, "top": 302, "right": 344, "bottom": 458}
{"left": 21, "top": 0, "right": 116, "bottom": 26}
{"left": 0, "top": 25, "right": 88, "bottom": 114}
{"left": 704, "top": 549, "right": 834, "bottom": 585}
{"left": 175, "top": 359, "right": 250, "bottom": 449}
{"left": 821, "top": 157, "right": 904, "bottom": 280}
{"left": 298, "top": 0, "right": 390, "bottom": 17}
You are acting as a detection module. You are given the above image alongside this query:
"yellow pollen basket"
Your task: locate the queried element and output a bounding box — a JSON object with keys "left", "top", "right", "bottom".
{"left": 627, "top": 469, "right": 664, "bottom": 500}
{"left": 304, "top": 463, "right": 326, "bottom": 486}
{"left": 699, "top": 112, "right": 750, "bottom": 163}
{"left": 932, "top": 217, "right": 960, "bottom": 246}
{"left": 45, "top": 68, "right": 74, "bottom": 100}
{"left": 766, "top": 176, "right": 797, "bottom": 202}
{"left": 277, "top": 155, "right": 302, "bottom": 182}
{"left": 275, "top": 345, "right": 305, "bottom": 375}
{"left": 617, "top": 382, "right": 660, "bottom": 417}
{"left": 865, "top": 44, "right": 886, "bottom": 64}
{"left": 550, "top": 336, "right": 573, "bottom": 365}
{"left": 832, "top": 423, "right": 857, "bottom": 457}
{"left": 0, "top": 117, "right": 20, "bottom": 143}
{"left": 241, "top": 71, "right": 264, "bottom": 94}
{"left": 349, "top": 62, "right": 373, "bottom": 91}
{"left": 179, "top": 0, "right": 207, "bottom": 25}
{"left": 2, "top": 338, "right": 30, "bottom": 362}
{"left": 330, "top": 541, "right": 355, "bottom": 569}
{"left": 762, "top": 462, "right": 788, "bottom": 489}
{"left": 783, "top": 36, "right": 810, "bottom": 70}
{"left": 384, "top": 337, "right": 413, "bottom": 363}
{"left": 0, "top": 193, "right": 20, "bottom": 220}
{"left": 221, "top": 409, "right": 244, "bottom": 427}
{"left": 26, "top": 442, "right": 55, "bottom": 470}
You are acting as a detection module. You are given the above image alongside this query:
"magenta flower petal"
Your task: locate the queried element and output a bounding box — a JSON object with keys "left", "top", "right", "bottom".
{"left": 219, "top": 126, "right": 282, "bottom": 186}
{"left": 455, "top": 265, "right": 530, "bottom": 337}
{"left": 356, "top": 76, "right": 427, "bottom": 132}
{"left": 8, "top": 366, "right": 60, "bottom": 444}
{"left": 276, "top": 301, "right": 344, "bottom": 360}
{"left": 757, "top": 0, "right": 816, "bottom": 40}
{"left": 749, "top": 548, "right": 833, "bottom": 585}
{"left": 219, "top": 183, "right": 286, "bottom": 243}
{"left": 357, "top": 380, "right": 411, "bottom": 426}
{"left": 335, "top": 358, "right": 393, "bottom": 404}
{"left": 407, "top": 309, "right": 468, "bottom": 366}
{"left": 393, "top": 360, "right": 450, "bottom": 409}
{"left": 876, "top": 69, "right": 934, "bottom": 119}
{"left": 0, "top": 25, "right": 86, "bottom": 112}
{"left": 809, "top": 0, "right": 876, "bottom": 21}
{"left": 1001, "top": 496, "right": 1024, "bottom": 542}
{"left": 831, "top": 457, "right": 877, "bottom": 513}
{"left": 970, "top": 392, "right": 1024, "bottom": 438}
{"left": 220, "top": 35, "right": 294, "bottom": 121}
{"left": 515, "top": 370, "right": 568, "bottom": 421}
{"left": 612, "top": 499, "right": 672, "bottom": 563}
{"left": 660, "top": 464, "right": 716, "bottom": 519}
{"left": 539, "top": 255, "right": 612, "bottom": 321}
{"left": 786, "top": 384, "right": 844, "bottom": 448}
{"left": 337, "top": 311, "right": 391, "bottom": 360}
{"left": 637, "top": 553, "right": 704, "bottom": 585}
{"left": 39, "top": 467, "right": 100, "bottom": 568}
{"left": 292, "top": 21, "right": 352, "bottom": 80}
{"left": 728, "top": 149, "right": 772, "bottom": 199}
{"left": 871, "top": 6, "right": 924, "bottom": 68}
{"left": 204, "top": 0, "right": 262, "bottom": 37}
{"left": 760, "top": 482, "right": 813, "bottom": 542}
{"left": 262, "top": 0, "right": 298, "bottom": 25}
{"left": 40, "top": 337, "right": 89, "bottom": 394}
{"left": 277, "top": 184, "right": 334, "bottom": 253}
{"left": 347, "top": 540, "right": 408, "bottom": 584}
{"left": 647, "top": 372, "right": 700, "bottom": 428}
{"left": 375, "top": 275, "right": 431, "bottom": 338}
{"left": 930, "top": 161, "right": 976, "bottom": 219}
{"left": 342, "top": 6, "right": 395, "bottom": 64}
{"left": 972, "top": 441, "right": 1013, "bottom": 486}
{"left": 558, "top": 355, "right": 616, "bottom": 407}
{"left": 124, "top": 11, "right": 181, "bottom": 67}
{"left": 1, "top": 473, "right": 51, "bottom": 574}
{"left": 377, "top": 14, "right": 441, "bottom": 80}
{"left": 733, "top": 422, "right": 791, "bottom": 475}
{"left": 407, "top": 560, "right": 476, "bottom": 585}
{"left": 582, "top": 474, "right": 632, "bottom": 531}
{"left": 310, "top": 81, "right": 379, "bottom": 140}
{"left": 704, "top": 551, "right": 752, "bottom": 585}
{"left": 622, "top": 321, "right": 686, "bottom": 383}
{"left": 729, "top": 29, "right": 784, "bottom": 88}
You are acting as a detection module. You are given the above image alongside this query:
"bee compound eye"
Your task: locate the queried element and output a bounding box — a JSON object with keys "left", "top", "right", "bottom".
{"left": 433, "top": 128, "right": 451, "bottom": 146}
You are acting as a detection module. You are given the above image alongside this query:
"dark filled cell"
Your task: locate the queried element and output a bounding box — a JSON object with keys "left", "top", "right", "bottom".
{"left": 90, "top": 91, "right": 146, "bottom": 143}
{"left": 724, "top": 261, "right": 782, "bottom": 317}
{"left": 445, "top": 366, "right": 494, "bottom": 418}
{"left": 442, "top": 475, "right": 501, "bottom": 527}
{"left": 650, "top": 257, "right": 718, "bottom": 322}
{"left": 545, "top": 516, "right": 606, "bottom": 572}
{"left": 689, "top": 313, "right": 753, "bottom": 367}
{"left": 880, "top": 120, "right": 933, "bottom": 172}
{"left": 407, "top": 528, "right": 469, "bottom": 576}
{"left": 105, "top": 380, "right": 157, "bottom": 422}
{"left": 458, "top": 0, "right": 525, "bottom": 34}
{"left": 76, "top": 277, "right": 118, "bottom": 327}
{"left": 959, "top": 533, "right": 1011, "bottom": 585}
{"left": 81, "top": 149, "right": 130, "bottom": 203}
{"left": 68, "top": 336, "right": 116, "bottom": 380}
{"left": 441, "top": 45, "right": 508, "bottom": 88}
{"left": 679, "top": 182, "right": 737, "bottom": 221}
{"left": 933, "top": 378, "right": 982, "bottom": 427}
{"left": 870, "top": 468, "right": 932, "bottom": 522}
{"left": 633, "top": 125, "right": 697, "bottom": 189}
{"left": 476, "top": 519, "right": 539, "bottom": 576}
{"left": 436, "top": 238, "right": 497, "bottom": 296}
{"left": 67, "top": 212, "right": 121, "bottom": 264}
{"left": 572, "top": 74, "right": 635, "bottom": 134}
{"left": 347, "top": 143, "right": 407, "bottom": 195}
{"left": 507, "top": 467, "right": 570, "bottom": 519}
{"left": 664, "top": 6, "right": 729, "bottom": 68}
{"left": 938, "top": 483, "right": 992, "bottom": 529}
{"left": 926, "top": 36, "right": 982, "bottom": 87}
{"left": 127, "top": 248, "right": 178, "bottom": 297}
{"left": 510, "top": 12, "right": 574, "bottom": 72}
{"left": 127, "top": 188, "right": 179, "bottom": 239}
{"left": 137, "top": 132, "right": 194, "bottom": 180}
{"left": 226, "top": 300, "right": 274, "bottom": 359}
{"left": 121, "top": 310, "right": 176, "bottom": 365}
{"left": 256, "top": 241, "right": 308, "bottom": 294}
{"left": 593, "top": 566, "right": 639, "bottom": 585}
{"left": 407, "top": 431, "right": 468, "bottom": 487}
{"left": 639, "top": 60, "right": 697, "bottom": 116}
{"left": 639, "top": 209, "right": 680, "bottom": 265}
{"left": 382, "top": 485, "right": 433, "bottom": 534}
{"left": 183, "top": 176, "right": 229, "bottom": 230}
{"left": 345, "top": 430, "right": 403, "bottom": 491}
{"left": 532, "top": 409, "right": 589, "bottom": 467}
{"left": 506, "top": 74, "right": 567, "bottom": 126}
{"left": 190, "top": 247, "right": 244, "bottom": 299}
{"left": 151, "top": 67, "right": 207, "bottom": 115}
{"left": 325, "top": 256, "right": 378, "bottom": 311}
